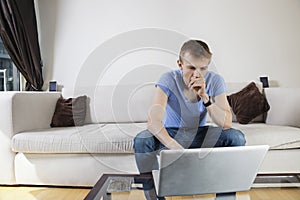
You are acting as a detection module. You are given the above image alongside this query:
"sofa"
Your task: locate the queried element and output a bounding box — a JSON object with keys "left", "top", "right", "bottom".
{"left": 1, "top": 82, "right": 300, "bottom": 187}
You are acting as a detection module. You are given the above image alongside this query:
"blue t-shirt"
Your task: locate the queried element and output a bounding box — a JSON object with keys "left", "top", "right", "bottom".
{"left": 156, "top": 69, "right": 226, "bottom": 128}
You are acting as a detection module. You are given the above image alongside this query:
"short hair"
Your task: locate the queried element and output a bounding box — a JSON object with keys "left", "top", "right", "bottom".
{"left": 179, "top": 40, "right": 212, "bottom": 63}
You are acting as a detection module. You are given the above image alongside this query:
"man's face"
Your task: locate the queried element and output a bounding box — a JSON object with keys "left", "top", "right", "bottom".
{"left": 177, "top": 52, "right": 210, "bottom": 87}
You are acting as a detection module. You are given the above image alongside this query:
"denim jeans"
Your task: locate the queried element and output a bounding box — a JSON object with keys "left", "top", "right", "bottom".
{"left": 133, "top": 126, "right": 246, "bottom": 174}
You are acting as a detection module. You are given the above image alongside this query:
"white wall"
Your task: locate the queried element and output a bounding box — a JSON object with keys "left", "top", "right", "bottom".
{"left": 38, "top": 0, "right": 300, "bottom": 90}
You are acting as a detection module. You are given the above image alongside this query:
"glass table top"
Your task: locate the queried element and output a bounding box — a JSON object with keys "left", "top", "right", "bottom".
{"left": 84, "top": 174, "right": 300, "bottom": 200}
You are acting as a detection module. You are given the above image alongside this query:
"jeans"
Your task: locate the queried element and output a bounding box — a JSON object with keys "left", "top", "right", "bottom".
{"left": 133, "top": 126, "right": 246, "bottom": 174}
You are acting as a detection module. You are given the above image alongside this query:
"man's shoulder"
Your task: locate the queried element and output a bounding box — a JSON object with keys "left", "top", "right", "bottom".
{"left": 157, "top": 69, "right": 181, "bottom": 97}
{"left": 160, "top": 69, "right": 181, "bottom": 81}
{"left": 205, "top": 71, "right": 221, "bottom": 78}
{"left": 205, "top": 71, "right": 224, "bottom": 83}
{"left": 162, "top": 69, "right": 181, "bottom": 76}
{"left": 205, "top": 71, "right": 226, "bottom": 95}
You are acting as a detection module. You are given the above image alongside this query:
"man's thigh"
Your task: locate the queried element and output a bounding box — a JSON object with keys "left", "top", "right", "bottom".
{"left": 189, "top": 126, "right": 223, "bottom": 148}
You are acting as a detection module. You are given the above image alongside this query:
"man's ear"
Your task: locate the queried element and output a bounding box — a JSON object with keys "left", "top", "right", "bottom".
{"left": 177, "top": 60, "right": 183, "bottom": 70}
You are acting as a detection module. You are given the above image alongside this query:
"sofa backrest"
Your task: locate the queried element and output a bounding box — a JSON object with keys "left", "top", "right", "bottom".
{"left": 63, "top": 84, "right": 156, "bottom": 124}
{"left": 226, "top": 82, "right": 263, "bottom": 94}
{"left": 265, "top": 87, "right": 300, "bottom": 128}
{"left": 63, "top": 81, "right": 265, "bottom": 124}
{"left": 10, "top": 92, "right": 61, "bottom": 133}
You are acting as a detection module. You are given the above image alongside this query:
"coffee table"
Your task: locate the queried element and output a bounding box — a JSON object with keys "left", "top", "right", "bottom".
{"left": 84, "top": 173, "right": 300, "bottom": 200}
{"left": 84, "top": 174, "right": 239, "bottom": 200}
{"left": 84, "top": 174, "right": 157, "bottom": 200}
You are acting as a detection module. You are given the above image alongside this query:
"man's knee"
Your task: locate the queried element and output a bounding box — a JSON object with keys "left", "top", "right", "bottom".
{"left": 133, "top": 129, "right": 155, "bottom": 153}
{"left": 224, "top": 128, "right": 246, "bottom": 146}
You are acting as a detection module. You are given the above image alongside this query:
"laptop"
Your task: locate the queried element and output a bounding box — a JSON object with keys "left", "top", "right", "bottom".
{"left": 152, "top": 145, "right": 269, "bottom": 197}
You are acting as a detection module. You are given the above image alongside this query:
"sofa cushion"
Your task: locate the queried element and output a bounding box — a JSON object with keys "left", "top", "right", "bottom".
{"left": 226, "top": 82, "right": 264, "bottom": 123}
{"left": 12, "top": 121, "right": 300, "bottom": 153}
{"left": 11, "top": 123, "right": 147, "bottom": 153}
{"left": 227, "top": 82, "right": 270, "bottom": 124}
{"left": 232, "top": 123, "right": 300, "bottom": 149}
{"left": 50, "top": 95, "right": 87, "bottom": 127}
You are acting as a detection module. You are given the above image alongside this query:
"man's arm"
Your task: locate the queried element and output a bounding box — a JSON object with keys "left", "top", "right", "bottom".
{"left": 202, "top": 93, "right": 232, "bottom": 129}
{"left": 147, "top": 87, "right": 184, "bottom": 150}
{"left": 189, "top": 72, "right": 232, "bottom": 129}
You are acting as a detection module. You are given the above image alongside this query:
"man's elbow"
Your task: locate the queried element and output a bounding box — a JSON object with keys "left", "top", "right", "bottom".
{"left": 222, "top": 113, "right": 232, "bottom": 129}
{"left": 222, "top": 121, "right": 232, "bottom": 130}
{"left": 147, "top": 119, "right": 162, "bottom": 135}
{"left": 147, "top": 121, "right": 153, "bottom": 133}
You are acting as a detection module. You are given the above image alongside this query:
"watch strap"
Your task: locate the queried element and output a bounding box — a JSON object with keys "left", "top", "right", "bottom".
{"left": 203, "top": 96, "right": 212, "bottom": 107}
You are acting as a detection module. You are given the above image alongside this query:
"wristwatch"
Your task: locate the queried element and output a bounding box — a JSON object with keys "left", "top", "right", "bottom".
{"left": 203, "top": 96, "right": 212, "bottom": 107}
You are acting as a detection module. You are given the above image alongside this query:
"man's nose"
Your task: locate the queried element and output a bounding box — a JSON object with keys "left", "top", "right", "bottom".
{"left": 193, "top": 70, "right": 200, "bottom": 76}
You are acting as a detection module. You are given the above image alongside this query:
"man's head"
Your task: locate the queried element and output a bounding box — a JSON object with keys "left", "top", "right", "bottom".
{"left": 177, "top": 40, "right": 212, "bottom": 86}
{"left": 179, "top": 40, "right": 212, "bottom": 63}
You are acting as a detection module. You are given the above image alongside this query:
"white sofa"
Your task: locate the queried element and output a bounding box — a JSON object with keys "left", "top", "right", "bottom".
{"left": 1, "top": 83, "right": 300, "bottom": 186}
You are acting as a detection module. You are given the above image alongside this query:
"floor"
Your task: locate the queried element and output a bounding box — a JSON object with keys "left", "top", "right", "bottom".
{"left": 0, "top": 186, "right": 90, "bottom": 200}
{"left": 0, "top": 186, "right": 300, "bottom": 200}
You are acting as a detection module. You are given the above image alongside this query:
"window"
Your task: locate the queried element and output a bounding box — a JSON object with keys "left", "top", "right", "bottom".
{"left": 0, "top": 37, "right": 20, "bottom": 91}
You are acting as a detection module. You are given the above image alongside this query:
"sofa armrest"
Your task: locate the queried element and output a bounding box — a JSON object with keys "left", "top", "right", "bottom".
{"left": 11, "top": 92, "right": 61, "bottom": 133}
{"left": 0, "top": 92, "right": 60, "bottom": 184}
{"left": 265, "top": 88, "right": 300, "bottom": 128}
{"left": 0, "top": 92, "right": 17, "bottom": 184}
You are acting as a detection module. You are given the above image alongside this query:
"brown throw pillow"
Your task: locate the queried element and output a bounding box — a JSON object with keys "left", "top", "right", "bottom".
{"left": 50, "top": 95, "right": 87, "bottom": 127}
{"left": 227, "top": 82, "right": 270, "bottom": 124}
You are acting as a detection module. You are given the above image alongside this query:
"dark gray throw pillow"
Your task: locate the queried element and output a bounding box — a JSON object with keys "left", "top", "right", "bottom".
{"left": 227, "top": 82, "right": 270, "bottom": 124}
{"left": 50, "top": 95, "right": 87, "bottom": 127}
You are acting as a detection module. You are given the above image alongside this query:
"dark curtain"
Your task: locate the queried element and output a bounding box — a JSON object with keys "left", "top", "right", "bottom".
{"left": 0, "top": 0, "right": 43, "bottom": 91}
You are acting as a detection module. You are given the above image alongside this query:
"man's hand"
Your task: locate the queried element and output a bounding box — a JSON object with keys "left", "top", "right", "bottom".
{"left": 166, "top": 139, "right": 185, "bottom": 150}
{"left": 188, "top": 70, "right": 207, "bottom": 99}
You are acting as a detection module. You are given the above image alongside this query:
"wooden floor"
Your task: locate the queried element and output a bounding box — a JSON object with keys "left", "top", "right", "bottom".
{"left": 0, "top": 186, "right": 90, "bottom": 200}
{"left": 0, "top": 186, "right": 299, "bottom": 200}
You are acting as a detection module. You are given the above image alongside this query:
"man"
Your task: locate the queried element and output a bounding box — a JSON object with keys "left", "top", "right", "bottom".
{"left": 134, "top": 40, "right": 246, "bottom": 174}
